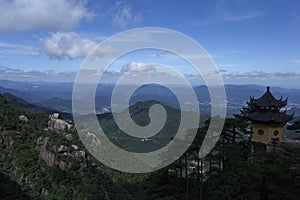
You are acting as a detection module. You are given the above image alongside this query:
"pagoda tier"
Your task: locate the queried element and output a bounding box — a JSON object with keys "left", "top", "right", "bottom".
{"left": 245, "top": 110, "right": 293, "bottom": 124}
{"left": 243, "top": 86, "right": 293, "bottom": 124}
{"left": 250, "top": 86, "right": 287, "bottom": 109}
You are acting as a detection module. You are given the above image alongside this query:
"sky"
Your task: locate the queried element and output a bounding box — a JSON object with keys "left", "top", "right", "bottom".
{"left": 0, "top": 0, "right": 300, "bottom": 88}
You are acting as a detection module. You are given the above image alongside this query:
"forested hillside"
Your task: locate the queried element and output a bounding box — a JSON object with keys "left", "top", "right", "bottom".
{"left": 1, "top": 94, "right": 300, "bottom": 199}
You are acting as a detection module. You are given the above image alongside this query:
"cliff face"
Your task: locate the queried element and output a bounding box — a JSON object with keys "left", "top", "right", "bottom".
{"left": 36, "top": 137, "right": 55, "bottom": 166}
{"left": 36, "top": 135, "right": 87, "bottom": 171}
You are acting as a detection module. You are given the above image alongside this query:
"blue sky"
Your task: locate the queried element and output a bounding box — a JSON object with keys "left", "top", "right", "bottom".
{"left": 0, "top": 0, "right": 300, "bottom": 88}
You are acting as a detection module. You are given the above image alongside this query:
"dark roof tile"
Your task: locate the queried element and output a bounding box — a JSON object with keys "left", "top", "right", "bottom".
{"left": 246, "top": 110, "right": 293, "bottom": 123}
{"left": 252, "top": 86, "right": 287, "bottom": 108}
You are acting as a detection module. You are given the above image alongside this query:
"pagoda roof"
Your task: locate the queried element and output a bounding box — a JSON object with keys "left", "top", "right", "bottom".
{"left": 245, "top": 110, "right": 294, "bottom": 123}
{"left": 251, "top": 86, "right": 287, "bottom": 108}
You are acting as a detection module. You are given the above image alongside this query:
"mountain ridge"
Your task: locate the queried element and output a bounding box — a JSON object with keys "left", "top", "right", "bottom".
{"left": 0, "top": 80, "right": 299, "bottom": 118}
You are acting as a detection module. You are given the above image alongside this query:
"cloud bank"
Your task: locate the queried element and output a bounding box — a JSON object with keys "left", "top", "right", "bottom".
{"left": 112, "top": 1, "right": 142, "bottom": 28}
{"left": 121, "top": 61, "right": 155, "bottom": 73}
{"left": 0, "top": 42, "right": 41, "bottom": 55}
{"left": 0, "top": 0, "right": 92, "bottom": 32}
{"left": 1, "top": 63, "right": 299, "bottom": 88}
{"left": 39, "top": 32, "right": 116, "bottom": 59}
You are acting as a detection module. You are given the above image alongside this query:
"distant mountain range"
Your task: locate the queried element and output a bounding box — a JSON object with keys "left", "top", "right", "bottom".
{"left": 0, "top": 91, "right": 204, "bottom": 154}
{"left": 2, "top": 88, "right": 299, "bottom": 141}
{"left": 0, "top": 92, "right": 73, "bottom": 121}
{"left": 0, "top": 79, "right": 299, "bottom": 118}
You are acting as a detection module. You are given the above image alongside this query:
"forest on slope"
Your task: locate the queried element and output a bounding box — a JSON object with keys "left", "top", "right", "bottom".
{"left": 1, "top": 94, "right": 300, "bottom": 199}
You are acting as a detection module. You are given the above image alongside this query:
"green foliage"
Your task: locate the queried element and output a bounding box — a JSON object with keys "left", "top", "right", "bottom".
{"left": 0, "top": 95, "right": 129, "bottom": 199}
{"left": 1, "top": 95, "right": 300, "bottom": 200}
{"left": 287, "top": 120, "right": 300, "bottom": 133}
{"left": 0, "top": 171, "right": 30, "bottom": 200}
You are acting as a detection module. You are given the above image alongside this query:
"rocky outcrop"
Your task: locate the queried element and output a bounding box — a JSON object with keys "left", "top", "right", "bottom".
{"left": 57, "top": 145, "right": 67, "bottom": 153}
{"left": 48, "top": 113, "right": 72, "bottom": 131}
{"left": 59, "top": 161, "right": 65, "bottom": 170}
{"left": 66, "top": 134, "right": 73, "bottom": 140}
{"left": 36, "top": 137, "right": 55, "bottom": 167}
{"left": 18, "top": 115, "right": 28, "bottom": 122}
{"left": 71, "top": 144, "right": 78, "bottom": 150}
{"left": 0, "top": 133, "right": 14, "bottom": 148}
{"left": 41, "top": 188, "right": 49, "bottom": 195}
{"left": 73, "top": 150, "right": 85, "bottom": 159}
{"left": 36, "top": 135, "right": 87, "bottom": 172}
{"left": 51, "top": 113, "right": 59, "bottom": 119}
{"left": 86, "top": 132, "right": 101, "bottom": 148}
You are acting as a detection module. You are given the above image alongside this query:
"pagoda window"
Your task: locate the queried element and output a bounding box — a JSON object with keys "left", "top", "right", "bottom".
{"left": 273, "top": 130, "right": 279, "bottom": 136}
{"left": 258, "top": 129, "right": 264, "bottom": 135}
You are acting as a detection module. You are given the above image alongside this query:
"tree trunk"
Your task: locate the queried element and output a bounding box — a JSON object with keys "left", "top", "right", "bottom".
{"left": 197, "top": 157, "right": 200, "bottom": 184}
{"left": 179, "top": 157, "right": 182, "bottom": 178}
{"left": 209, "top": 151, "right": 212, "bottom": 178}
{"left": 232, "top": 125, "right": 236, "bottom": 143}
{"left": 200, "top": 158, "right": 203, "bottom": 200}
{"left": 185, "top": 153, "right": 188, "bottom": 200}
{"left": 222, "top": 135, "right": 225, "bottom": 171}
{"left": 196, "top": 156, "right": 200, "bottom": 199}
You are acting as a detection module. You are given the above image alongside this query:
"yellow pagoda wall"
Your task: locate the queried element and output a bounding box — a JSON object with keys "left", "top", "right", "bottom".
{"left": 252, "top": 123, "right": 283, "bottom": 143}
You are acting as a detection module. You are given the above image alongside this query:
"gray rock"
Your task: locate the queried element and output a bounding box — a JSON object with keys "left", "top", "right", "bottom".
{"left": 71, "top": 144, "right": 79, "bottom": 150}
{"left": 52, "top": 113, "right": 59, "bottom": 119}
{"left": 73, "top": 150, "right": 86, "bottom": 159}
{"left": 66, "top": 134, "right": 73, "bottom": 140}
{"left": 36, "top": 137, "right": 44, "bottom": 145}
{"left": 18, "top": 115, "right": 28, "bottom": 122}
{"left": 48, "top": 119, "right": 72, "bottom": 131}
{"left": 85, "top": 132, "right": 101, "bottom": 149}
{"left": 36, "top": 137, "right": 55, "bottom": 166}
{"left": 59, "top": 161, "right": 65, "bottom": 170}
{"left": 58, "top": 145, "right": 67, "bottom": 153}
{"left": 48, "top": 113, "right": 72, "bottom": 131}
{"left": 41, "top": 188, "right": 49, "bottom": 195}
{"left": 80, "top": 161, "right": 88, "bottom": 171}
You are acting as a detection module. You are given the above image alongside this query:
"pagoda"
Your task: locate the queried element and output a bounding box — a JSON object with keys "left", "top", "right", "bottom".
{"left": 243, "top": 86, "right": 293, "bottom": 143}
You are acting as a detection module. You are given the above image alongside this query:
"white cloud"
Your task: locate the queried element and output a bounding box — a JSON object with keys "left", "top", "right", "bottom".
{"left": 222, "top": 70, "right": 271, "bottom": 79}
{"left": 217, "top": 64, "right": 239, "bottom": 67}
{"left": 216, "top": 69, "right": 228, "bottom": 73}
{"left": 0, "top": 0, "right": 92, "bottom": 32}
{"left": 292, "top": 59, "right": 300, "bottom": 63}
{"left": 121, "top": 61, "right": 155, "bottom": 73}
{"left": 0, "top": 42, "right": 41, "bottom": 55}
{"left": 274, "top": 70, "right": 298, "bottom": 77}
{"left": 112, "top": 1, "right": 142, "bottom": 28}
{"left": 219, "top": 69, "right": 300, "bottom": 80}
{"left": 39, "top": 32, "right": 117, "bottom": 59}
{"left": 224, "top": 12, "right": 263, "bottom": 22}
{"left": 0, "top": 66, "right": 77, "bottom": 82}
{"left": 155, "top": 48, "right": 180, "bottom": 57}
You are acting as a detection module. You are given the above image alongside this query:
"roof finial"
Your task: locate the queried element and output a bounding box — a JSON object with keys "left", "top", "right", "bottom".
{"left": 267, "top": 86, "right": 270, "bottom": 92}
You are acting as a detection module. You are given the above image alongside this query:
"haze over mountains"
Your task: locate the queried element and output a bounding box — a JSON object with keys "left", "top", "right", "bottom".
{"left": 0, "top": 79, "right": 299, "bottom": 118}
